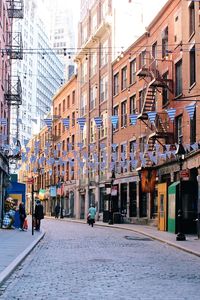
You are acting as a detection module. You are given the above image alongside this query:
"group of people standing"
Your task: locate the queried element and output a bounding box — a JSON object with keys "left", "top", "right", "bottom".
{"left": 18, "top": 199, "right": 44, "bottom": 231}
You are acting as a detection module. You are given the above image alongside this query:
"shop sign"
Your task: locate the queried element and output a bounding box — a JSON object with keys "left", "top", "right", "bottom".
{"left": 27, "top": 177, "right": 34, "bottom": 184}
{"left": 111, "top": 186, "right": 118, "bottom": 196}
{"left": 180, "top": 169, "right": 190, "bottom": 180}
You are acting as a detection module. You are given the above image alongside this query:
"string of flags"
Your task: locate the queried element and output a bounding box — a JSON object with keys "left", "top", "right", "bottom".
{"left": 12, "top": 140, "right": 199, "bottom": 175}
{"left": 43, "top": 103, "right": 196, "bottom": 130}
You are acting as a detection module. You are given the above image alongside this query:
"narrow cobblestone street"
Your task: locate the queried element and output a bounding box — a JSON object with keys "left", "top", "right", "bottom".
{"left": 1, "top": 219, "right": 200, "bottom": 300}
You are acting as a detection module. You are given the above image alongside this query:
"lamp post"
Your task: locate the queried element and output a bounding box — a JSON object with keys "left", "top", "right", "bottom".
{"left": 175, "top": 141, "right": 186, "bottom": 241}
{"left": 108, "top": 170, "right": 116, "bottom": 225}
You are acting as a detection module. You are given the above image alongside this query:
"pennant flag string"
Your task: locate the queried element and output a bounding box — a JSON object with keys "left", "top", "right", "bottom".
{"left": 147, "top": 111, "right": 157, "bottom": 124}
{"left": 130, "top": 114, "right": 138, "bottom": 126}
{"left": 94, "top": 117, "right": 103, "bottom": 128}
{"left": 77, "top": 117, "right": 86, "bottom": 131}
{"left": 166, "top": 108, "right": 176, "bottom": 122}
{"left": 185, "top": 103, "right": 195, "bottom": 120}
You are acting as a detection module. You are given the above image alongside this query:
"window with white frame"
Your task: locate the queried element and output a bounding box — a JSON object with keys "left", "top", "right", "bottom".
{"left": 90, "top": 85, "right": 97, "bottom": 110}
{"left": 82, "top": 24, "right": 87, "bottom": 44}
{"left": 130, "top": 59, "right": 136, "bottom": 84}
{"left": 100, "top": 40, "right": 108, "bottom": 67}
{"left": 90, "top": 119, "right": 96, "bottom": 143}
{"left": 129, "top": 94, "right": 136, "bottom": 115}
{"left": 91, "top": 52, "right": 97, "bottom": 76}
{"left": 80, "top": 92, "right": 87, "bottom": 116}
{"left": 121, "top": 100, "right": 127, "bottom": 127}
{"left": 81, "top": 60, "right": 87, "bottom": 83}
{"left": 100, "top": 112, "right": 108, "bottom": 138}
{"left": 139, "top": 50, "right": 146, "bottom": 69}
{"left": 100, "top": 75, "right": 108, "bottom": 102}
{"left": 113, "top": 73, "right": 119, "bottom": 96}
{"left": 81, "top": 124, "right": 87, "bottom": 146}
{"left": 121, "top": 66, "right": 127, "bottom": 90}
{"left": 91, "top": 13, "right": 97, "bottom": 32}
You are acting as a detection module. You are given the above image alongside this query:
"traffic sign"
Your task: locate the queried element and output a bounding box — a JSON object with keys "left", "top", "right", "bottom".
{"left": 27, "top": 177, "right": 34, "bottom": 184}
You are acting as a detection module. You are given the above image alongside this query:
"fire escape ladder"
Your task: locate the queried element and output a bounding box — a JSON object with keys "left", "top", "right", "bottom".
{"left": 6, "top": 31, "right": 23, "bottom": 59}
{"left": 4, "top": 75, "right": 22, "bottom": 106}
{"left": 138, "top": 78, "right": 156, "bottom": 120}
{"left": 6, "top": 0, "right": 24, "bottom": 18}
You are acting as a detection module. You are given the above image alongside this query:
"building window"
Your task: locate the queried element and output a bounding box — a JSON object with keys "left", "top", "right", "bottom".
{"left": 90, "top": 85, "right": 96, "bottom": 110}
{"left": 162, "top": 27, "right": 168, "bottom": 58}
{"left": 72, "top": 112, "right": 75, "bottom": 127}
{"left": 152, "top": 42, "right": 158, "bottom": 59}
{"left": 67, "top": 95, "right": 70, "bottom": 108}
{"left": 91, "top": 52, "right": 97, "bottom": 76}
{"left": 175, "top": 60, "right": 182, "bottom": 96}
{"left": 72, "top": 90, "right": 75, "bottom": 104}
{"left": 100, "top": 40, "right": 108, "bottom": 67}
{"left": 175, "top": 115, "right": 183, "bottom": 143}
{"left": 190, "top": 109, "right": 196, "bottom": 144}
{"left": 113, "top": 73, "right": 119, "bottom": 96}
{"left": 113, "top": 105, "right": 119, "bottom": 130}
{"left": 139, "top": 89, "right": 146, "bottom": 113}
{"left": 190, "top": 45, "right": 196, "bottom": 87}
{"left": 189, "top": 1, "right": 195, "bottom": 37}
{"left": 100, "top": 112, "right": 108, "bottom": 139}
{"left": 121, "top": 66, "right": 127, "bottom": 90}
{"left": 63, "top": 99, "right": 65, "bottom": 112}
{"left": 121, "top": 100, "right": 127, "bottom": 127}
{"left": 120, "top": 143, "right": 127, "bottom": 173}
{"left": 129, "top": 94, "right": 136, "bottom": 115}
{"left": 139, "top": 136, "right": 146, "bottom": 153}
{"left": 129, "top": 140, "right": 136, "bottom": 172}
{"left": 58, "top": 103, "right": 61, "bottom": 116}
{"left": 100, "top": 75, "right": 108, "bottom": 102}
{"left": 162, "top": 72, "right": 169, "bottom": 106}
{"left": 90, "top": 119, "right": 96, "bottom": 143}
{"left": 139, "top": 50, "right": 146, "bottom": 69}
{"left": 81, "top": 92, "right": 87, "bottom": 116}
{"left": 130, "top": 59, "right": 136, "bottom": 85}
{"left": 72, "top": 134, "right": 75, "bottom": 150}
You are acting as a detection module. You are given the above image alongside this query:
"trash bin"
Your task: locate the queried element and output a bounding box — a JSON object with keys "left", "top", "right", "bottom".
{"left": 113, "top": 212, "right": 122, "bottom": 224}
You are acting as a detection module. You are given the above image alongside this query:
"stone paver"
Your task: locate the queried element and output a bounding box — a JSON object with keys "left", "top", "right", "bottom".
{"left": 0, "top": 219, "right": 200, "bottom": 300}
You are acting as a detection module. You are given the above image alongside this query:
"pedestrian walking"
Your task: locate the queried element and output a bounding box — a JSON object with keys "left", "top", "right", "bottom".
{"left": 88, "top": 204, "right": 96, "bottom": 227}
{"left": 18, "top": 202, "right": 26, "bottom": 231}
{"left": 54, "top": 204, "right": 60, "bottom": 219}
{"left": 34, "top": 199, "right": 44, "bottom": 231}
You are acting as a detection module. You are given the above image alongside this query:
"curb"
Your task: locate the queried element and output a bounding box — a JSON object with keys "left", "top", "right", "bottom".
{"left": 0, "top": 231, "right": 45, "bottom": 287}
{"left": 47, "top": 217, "right": 200, "bottom": 258}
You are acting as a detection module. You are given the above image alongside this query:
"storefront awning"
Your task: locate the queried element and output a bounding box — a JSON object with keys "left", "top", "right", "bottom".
{"left": 39, "top": 189, "right": 49, "bottom": 200}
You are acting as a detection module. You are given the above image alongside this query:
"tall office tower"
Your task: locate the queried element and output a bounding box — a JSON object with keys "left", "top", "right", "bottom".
{"left": 75, "top": 0, "right": 168, "bottom": 218}
{"left": 11, "top": 0, "right": 64, "bottom": 149}
{"left": 43, "top": 0, "right": 77, "bottom": 81}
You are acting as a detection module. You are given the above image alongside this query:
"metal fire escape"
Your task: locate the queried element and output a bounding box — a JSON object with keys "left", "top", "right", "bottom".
{"left": 136, "top": 54, "right": 174, "bottom": 166}
{"left": 4, "top": 0, "right": 24, "bottom": 163}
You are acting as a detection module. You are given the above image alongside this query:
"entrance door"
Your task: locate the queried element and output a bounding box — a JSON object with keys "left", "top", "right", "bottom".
{"left": 158, "top": 183, "right": 167, "bottom": 231}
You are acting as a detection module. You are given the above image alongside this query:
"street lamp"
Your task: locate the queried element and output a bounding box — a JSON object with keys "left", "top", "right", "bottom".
{"left": 108, "top": 170, "right": 116, "bottom": 225}
{"left": 175, "top": 141, "right": 186, "bottom": 241}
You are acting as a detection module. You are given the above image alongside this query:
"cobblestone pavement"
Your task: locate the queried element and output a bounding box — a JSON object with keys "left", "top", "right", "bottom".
{"left": 0, "top": 219, "right": 200, "bottom": 300}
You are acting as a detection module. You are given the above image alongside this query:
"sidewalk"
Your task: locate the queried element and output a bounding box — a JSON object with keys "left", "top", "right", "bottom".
{"left": 0, "top": 227, "right": 45, "bottom": 287}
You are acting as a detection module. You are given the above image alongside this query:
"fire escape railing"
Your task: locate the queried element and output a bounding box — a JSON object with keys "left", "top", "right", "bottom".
{"left": 6, "top": 31, "right": 23, "bottom": 60}
{"left": 4, "top": 75, "right": 22, "bottom": 106}
{"left": 6, "top": 0, "right": 24, "bottom": 19}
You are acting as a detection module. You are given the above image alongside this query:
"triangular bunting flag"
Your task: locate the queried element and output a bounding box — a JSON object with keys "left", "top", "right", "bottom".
{"left": 147, "top": 111, "right": 157, "bottom": 124}
{"left": 130, "top": 114, "right": 138, "bottom": 126}
{"left": 44, "top": 118, "right": 52, "bottom": 129}
{"left": 62, "top": 118, "right": 70, "bottom": 129}
{"left": 185, "top": 103, "right": 195, "bottom": 120}
{"left": 94, "top": 117, "right": 103, "bottom": 128}
{"left": 166, "top": 108, "right": 176, "bottom": 122}
{"left": 77, "top": 117, "right": 86, "bottom": 131}
{"left": 111, "top": 116, "right": 118, "bottom": 128}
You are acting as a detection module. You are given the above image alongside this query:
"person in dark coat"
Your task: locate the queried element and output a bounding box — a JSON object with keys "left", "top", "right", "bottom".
{"left": 34, "top": 199, "right": 44, "bottom": 231}
{"left": 19, "top": 202, "right": 26, "bottom": 231}
{"left": 54, "top": 204, "right": 60, "bottom": 219}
